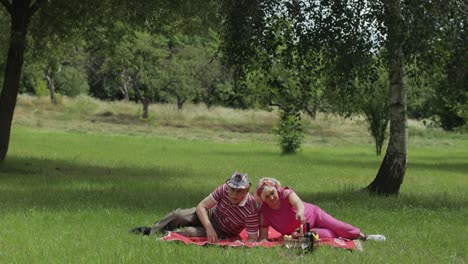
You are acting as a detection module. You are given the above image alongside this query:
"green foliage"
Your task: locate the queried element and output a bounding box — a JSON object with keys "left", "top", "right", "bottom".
{"left": 20, "top": 63, "right": 45, "bottom": 95}
{"left": 33, "top": 78, "right": 49, "bottom": 97}
{"left": 56, "top": 66, "right": 89, "bottom": 97}
{"left": 66, "top": 94, "right": 99, "bottom": 114}
{"left": 272, "top": 111, "right": 304, "bottom": 155}
{"left": 358, "top": 69, "right": 390, "bottom": 156}
{"left": 242, "top": 17, "right": 323, "bottom": 153}
{"left": 90, "top": 26, "right": 231, "bottom": 113}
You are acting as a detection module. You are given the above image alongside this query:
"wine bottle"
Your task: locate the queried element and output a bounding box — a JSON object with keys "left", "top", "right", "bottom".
{"left": 304, "top": 222, "right": 313, "bottom": 252}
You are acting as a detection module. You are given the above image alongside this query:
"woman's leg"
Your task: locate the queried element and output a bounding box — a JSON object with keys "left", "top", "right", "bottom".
{"left": 312, "top": 228, "right": 337, "bottom": 238}
{"left": 313, "top": 206, "right": 361, "bottom": 239}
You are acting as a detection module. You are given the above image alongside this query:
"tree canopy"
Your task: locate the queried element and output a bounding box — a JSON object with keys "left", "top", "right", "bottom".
{"left": 1, "top": 0, "right": 466, "bottom": 196}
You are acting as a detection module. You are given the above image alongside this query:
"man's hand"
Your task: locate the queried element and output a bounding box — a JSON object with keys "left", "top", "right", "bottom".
{"left": 196, "top": 195, "right": 218, "bottom": 243}
{"left": 206, "top": 226, "right": 219, "bottom": 243}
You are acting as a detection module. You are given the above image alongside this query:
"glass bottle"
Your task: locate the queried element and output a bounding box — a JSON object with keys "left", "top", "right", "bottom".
{"left": 303, "top": 222, "right": 313, "bottom": 252}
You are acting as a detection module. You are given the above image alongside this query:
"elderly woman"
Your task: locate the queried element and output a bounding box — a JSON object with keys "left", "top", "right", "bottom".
{"left": 255, "top": 177, "right": 386, "bottom": 241}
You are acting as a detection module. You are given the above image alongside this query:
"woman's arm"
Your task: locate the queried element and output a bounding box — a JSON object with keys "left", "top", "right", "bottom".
{"left": 285, "top": 189, "right": 306, "bottom": 224}
{"left": 258, "top": 213, "right": 269, "bottom": 241}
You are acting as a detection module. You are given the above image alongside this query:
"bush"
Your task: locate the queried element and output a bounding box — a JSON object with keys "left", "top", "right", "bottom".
{"left": 33, "top": 78, "right": 49, "bottom": 97}
{"left": 56, "top": 66, "right": 89, "bottom": 97}
{"left": 272, "top": 110, "right": 304, "bottom": 154}
{"left": 67, "top": 94, "right": 99, "bottom": 114}
{"left": 360, "top": 70, "right": 389, "bottom": 156}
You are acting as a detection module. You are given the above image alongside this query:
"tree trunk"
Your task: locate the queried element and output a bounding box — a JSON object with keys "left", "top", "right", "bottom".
{"left": 45, "top": 72, "right": 57, "bottom": 104}
{"left": 142, "top": 98, "right": 149, "bottom": 119}
{"left": 365, "top": 0, "right": 407, "bottom": 195}
{"left": 120, "top": 68, "right": 130, "bottom": 102}
{"left": 0, "top": 1, "right": 31, "bottom": 161}
{"left": 176, "top": 96, "right": 184, "bottom": 111}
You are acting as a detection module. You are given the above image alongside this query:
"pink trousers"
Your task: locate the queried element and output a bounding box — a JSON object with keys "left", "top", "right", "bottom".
{"left": 307, "top": 204, "right": 361, "bottom": 239}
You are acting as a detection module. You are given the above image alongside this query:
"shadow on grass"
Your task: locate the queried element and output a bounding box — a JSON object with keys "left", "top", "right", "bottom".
{"left": 209, "top": 150, "right": 468, "bottom": 175}
{"left": 1, "top": 157, "right": 466, "bottom": 215}
{"left": 299, "top": 189, "right": 467, "bottom": 211}
{"left": 0, "top": 156, "right": 209, "bottom": 213}
{"left": 304, "top": 158, "right": 468, "bottom": 175}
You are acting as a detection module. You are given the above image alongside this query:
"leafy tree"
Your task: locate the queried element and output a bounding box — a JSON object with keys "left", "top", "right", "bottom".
{"left": 220, "top": 0, "right": 462, "bottom": 195}
{"left": 130, "top": 32, "right": 169, "bottom": 118}
{"left": 157, "top": 34, "right": 203, "bottom": 110}
{"left": 20, "top": 62, "right": 47, "bottom": 96}
{"left": 193, "top": 30, "right": 234, "bottom": 109}
{"left": 55, "top": 66, "right": 89, "bottom": 97}
{"left": 222, "top": 6, "right": 325, "bottom": 153}
{"left": 0, "top": 0, "right": 217, "bottom": 160}
{"left": 428, "top": 5, "right": 467, "bottom": 131}
{"left": 358, "top": 66, "right": 390, "bottom": 156}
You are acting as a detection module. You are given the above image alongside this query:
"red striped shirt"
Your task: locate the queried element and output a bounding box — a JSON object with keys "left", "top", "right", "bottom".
{"left": 210, "top": 184, "right": 259, "bottom": 237}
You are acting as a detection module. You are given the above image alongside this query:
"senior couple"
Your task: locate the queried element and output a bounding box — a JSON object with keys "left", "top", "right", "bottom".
{"left": 130, "top": 172, "right": 386, "bottom": 242}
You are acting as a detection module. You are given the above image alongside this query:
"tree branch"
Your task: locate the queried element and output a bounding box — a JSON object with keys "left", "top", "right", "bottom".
{"left": 0, "top": 0, "right": 13, "bottom": 14}
{"left": 28, "top": 0, "right": 48, "bottom": 17}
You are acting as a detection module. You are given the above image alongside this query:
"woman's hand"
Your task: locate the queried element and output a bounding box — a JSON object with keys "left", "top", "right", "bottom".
{"left": 286, "top": 191, "right": 306, "bottom": 224}
{"left": 295, "top": 212, "right": 306, "bottom": 224}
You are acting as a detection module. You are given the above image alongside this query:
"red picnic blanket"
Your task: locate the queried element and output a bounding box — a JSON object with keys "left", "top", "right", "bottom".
{"left": 162, "top": 227, "right": 362, "bottom": 250}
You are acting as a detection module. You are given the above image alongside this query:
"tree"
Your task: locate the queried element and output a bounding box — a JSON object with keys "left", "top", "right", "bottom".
{"left": 158, "top": 34, "right": 203, "bottom": 110}
{"left": 219, "top": 0, "right": 461, "bottom": 195}
{"left": 364, "top": 0, "right": 463, "bottom": 194}
{"left": 0, "top": 0, "right": 48, "bottom": 161}
{"left": 192, "top": 30, "right": 234, "bottom": 109}
{"left": 221, "top": 2, "right": 326, "bottom": 153}
{"left": 359, "top": 66, "right": 390, "bottom": 156}
{"left": 427, "top": 4, "right": 467, "bottom": 131}
{"left": 129, "top": 32, "right": 169, "bottom": 118}
{"left": 0, "top": 0, "right": 218, "bottom": 160}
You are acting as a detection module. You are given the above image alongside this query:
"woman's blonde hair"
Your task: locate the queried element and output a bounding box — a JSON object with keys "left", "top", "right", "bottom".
{"left": 255, "top": 177, "right": 281, "bottom": 202}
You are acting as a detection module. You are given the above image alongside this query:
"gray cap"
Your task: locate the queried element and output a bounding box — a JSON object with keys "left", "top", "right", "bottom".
{"left": 227, "top": 172, "right": 250, "bottom": 189}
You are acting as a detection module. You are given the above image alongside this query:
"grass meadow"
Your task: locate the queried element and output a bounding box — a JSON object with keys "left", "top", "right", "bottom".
{"left": 0, "top": 95, "right": 467, "bottom": 263}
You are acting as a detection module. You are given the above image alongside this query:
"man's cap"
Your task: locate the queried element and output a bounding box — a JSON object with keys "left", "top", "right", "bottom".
{"left": 227, "top": 172, "right": 250, "bottom": 189}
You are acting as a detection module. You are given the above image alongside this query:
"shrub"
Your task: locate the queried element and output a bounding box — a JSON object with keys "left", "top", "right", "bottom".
{"left": 272, "top": 110, "right": 304, "bottom": 154}
{"left": 33, "top": 78, "right": 49, "bottom": 97}
{"left": 67, "top": 94, "right": 99, "bottom": 114}
{"left": 57, "top": 66, "right": 89, "bottom": 97}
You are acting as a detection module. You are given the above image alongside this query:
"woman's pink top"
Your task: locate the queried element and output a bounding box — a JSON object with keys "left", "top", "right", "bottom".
{"left": 260, "top": 187, "right": 313, "bottom": 235}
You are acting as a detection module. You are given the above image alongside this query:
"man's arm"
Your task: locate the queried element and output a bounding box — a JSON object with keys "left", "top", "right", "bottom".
{"left": 196, "top": 195, "right": 218, "bottom": 242}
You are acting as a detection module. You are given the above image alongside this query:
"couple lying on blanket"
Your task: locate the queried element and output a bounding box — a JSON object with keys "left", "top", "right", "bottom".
{"left": 129, "top": 172, "right": 386, "bottom": 243}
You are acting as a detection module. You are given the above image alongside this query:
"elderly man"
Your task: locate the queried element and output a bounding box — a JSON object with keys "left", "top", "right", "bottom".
{"left": 129, "top": 172, "right": 259, "bottom": 242}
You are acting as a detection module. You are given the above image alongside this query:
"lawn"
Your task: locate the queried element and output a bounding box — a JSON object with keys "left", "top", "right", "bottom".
{"left": 0, "top": 96, "right": 467, "bottom": 263}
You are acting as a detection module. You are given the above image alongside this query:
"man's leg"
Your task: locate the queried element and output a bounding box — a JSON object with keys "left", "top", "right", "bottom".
{"left": 150, "top": 207, "right": 202, "bottom": 235}
{"left": 174, "top": 227, "right": 207, "bottom": 237}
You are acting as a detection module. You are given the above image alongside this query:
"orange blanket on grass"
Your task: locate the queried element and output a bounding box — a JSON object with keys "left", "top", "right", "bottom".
{"left": 162, "top": 227, "right": 362, "bottom": 250}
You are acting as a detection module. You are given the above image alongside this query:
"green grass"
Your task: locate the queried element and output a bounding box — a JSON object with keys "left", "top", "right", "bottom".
{"left": 1, "top": 95, "right": 467, "bottom": 263}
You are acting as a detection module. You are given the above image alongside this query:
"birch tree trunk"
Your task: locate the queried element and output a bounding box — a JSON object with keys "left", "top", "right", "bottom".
{"left": 365, "top": 0, "right": 408, "bottom": 195}
{"left": 45, "top": 71, "right": 57, "bottom": 104}
{"left": 119, "top": 68, "right": 130, "bottom": 102}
